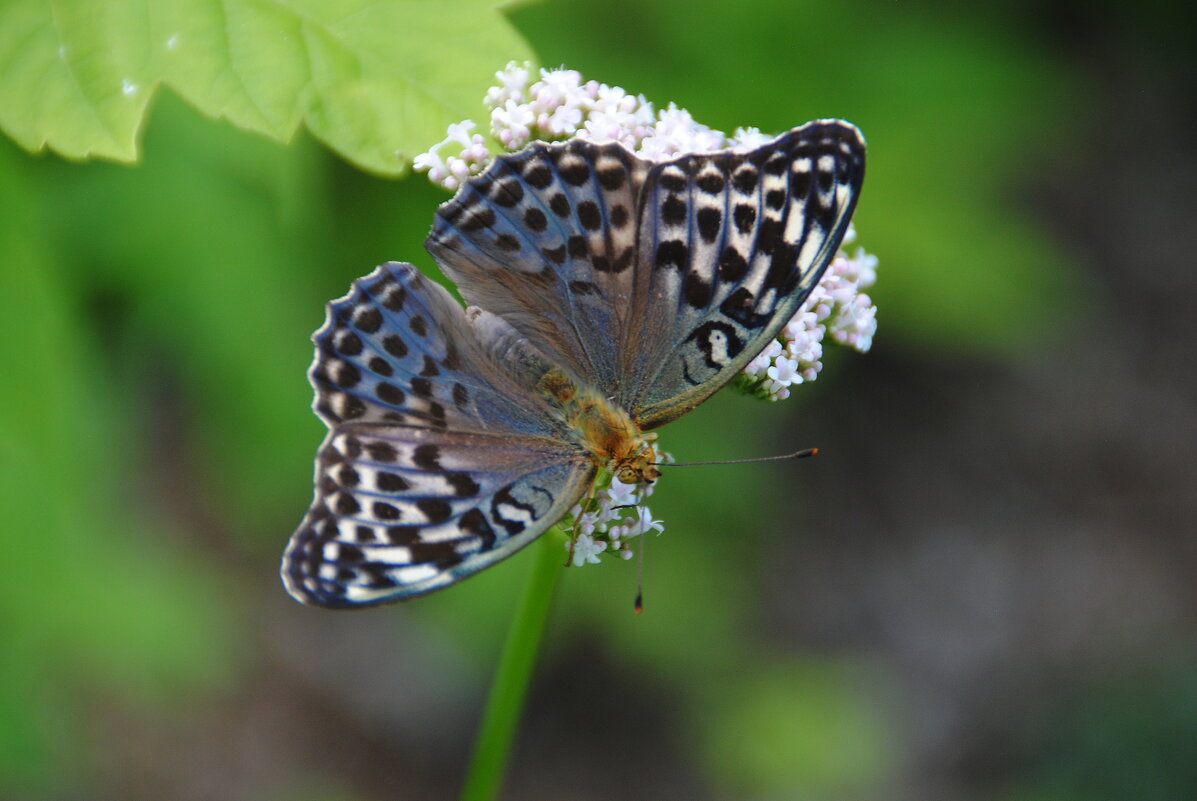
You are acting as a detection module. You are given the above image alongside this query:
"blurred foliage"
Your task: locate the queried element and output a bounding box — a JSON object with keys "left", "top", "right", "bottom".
{"left": 1004, "top": 659, "right": 1197, "bottom": 801}
{"left": 0, "top": 0, "right": 533, "bottom": 174}
{"left": 0, "top": 0, "right": 1142, "bottom": 799}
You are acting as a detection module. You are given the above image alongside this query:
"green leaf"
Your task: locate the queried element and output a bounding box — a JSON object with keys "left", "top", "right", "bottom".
{"left": 0, "top": 0, "right": 534, "bottom": 174}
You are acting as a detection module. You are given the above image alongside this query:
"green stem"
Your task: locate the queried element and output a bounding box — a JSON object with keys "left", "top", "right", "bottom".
{"left": 459, "top": 529, "right": 566, "bottom": 801}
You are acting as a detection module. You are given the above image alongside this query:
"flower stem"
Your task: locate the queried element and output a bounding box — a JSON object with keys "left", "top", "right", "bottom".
{"left": 459, "top": 528, "right": 566, "bottom": 801}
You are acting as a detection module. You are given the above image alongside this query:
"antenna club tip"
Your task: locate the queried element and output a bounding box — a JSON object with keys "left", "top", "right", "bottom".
{"left": 634, "top": 592, "right": 644, "bottom": 614}
{"left": 808, "top": 447, "right": 819, "bottom": 457}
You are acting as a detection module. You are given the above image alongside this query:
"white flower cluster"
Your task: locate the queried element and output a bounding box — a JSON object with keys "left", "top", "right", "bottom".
{"left": 412, "top": 62, "right": 880, "bottom": 404}
{"left": 738, "top": 226, "right": 879, "bottom": 401}
{"left": 560, "top": 461, "right": 670, "bottom": 567}
{"left": 411, "top": 121, "right": 492, "bottom": 192}
{"left": 414, "top": 61, "right": 778, "bottom": 189}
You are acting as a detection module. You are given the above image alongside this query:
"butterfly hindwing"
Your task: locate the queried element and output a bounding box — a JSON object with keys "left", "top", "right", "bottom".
{"left": 283, "top": 423, "right": 593, "bottom": 607}
{"left": 284, "top": 263, "right": 594, "bottom": 607}
{"left": 627, "top": 120, "right": 866, "bottom": 428}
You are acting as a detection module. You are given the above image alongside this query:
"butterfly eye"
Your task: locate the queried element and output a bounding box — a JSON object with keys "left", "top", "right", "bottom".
{"left": 616, "top": 464, "right": 640, "bottom": 484}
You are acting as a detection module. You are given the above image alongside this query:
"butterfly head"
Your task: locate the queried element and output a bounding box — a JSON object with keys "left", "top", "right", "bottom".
{"left": 613, "top": 436, "right": 661, "bottom": 486}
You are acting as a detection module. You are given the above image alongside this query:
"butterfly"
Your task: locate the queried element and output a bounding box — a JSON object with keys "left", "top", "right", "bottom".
{"left": 282, "top": 119, "right": 866, "bottom": 608}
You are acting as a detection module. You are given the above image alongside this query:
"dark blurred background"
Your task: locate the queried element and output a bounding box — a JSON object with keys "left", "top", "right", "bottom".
{"left": 2, "top": 1, "right": 1195, "bottom": 799}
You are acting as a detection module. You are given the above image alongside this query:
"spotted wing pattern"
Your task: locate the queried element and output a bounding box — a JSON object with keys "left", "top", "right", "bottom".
{"left": 282, "top": 263, "right": 594, "bottom": 607}
{"left": 628, "top": 121, "right": 866, "bottom": 427}
{"left": 425, "top": 120, "right": 865, "bottom": 429}
{"left": 427, "top": 138, "right": 650, "bottom": 393}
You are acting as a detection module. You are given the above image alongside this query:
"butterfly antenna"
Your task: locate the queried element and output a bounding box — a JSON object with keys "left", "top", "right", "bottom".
{"left": 659, "top": 447, "right": 819, "bottom": 468}
{"left": 634, "top": 530, "right": 646, "bottom": 615}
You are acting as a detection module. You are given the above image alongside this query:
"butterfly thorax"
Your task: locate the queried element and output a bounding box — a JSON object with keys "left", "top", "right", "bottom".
{"left": 537, "top": 367, "right": 661, "bottom": 485}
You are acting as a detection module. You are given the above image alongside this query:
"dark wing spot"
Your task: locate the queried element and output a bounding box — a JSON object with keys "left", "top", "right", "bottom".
{"left": 720, "top": 286, "right": 770, "bottom": 328}
{"left": 334, "top": 493, "right": 360, "bottom": 515}
{"left": 764, "top": 155, "right": 788, "bottom": 175}
{"left": 383, "top": 335, "right": 408, "bottom": 358}
{"left": 758, "top": 218, "right": 783, "bottom": 255}
{"left": 377, "top": 382, "right": 405, "bottom": 405}
{"left": 336, "top": 331, "right": 363, "bottom": 356}
{"left": 355, "top": 307, "right": 383, "bottom": 334}
{"left": 410, "top": 377, "right": 433, "bottom": 397}
{"left": 568, "top": 236, "right": 588, "bottom": 258}
{"left": 413, "top": 444, "right": 442, "bottom": 469}
{"left": 612, "top": 247, "right": 634, "bottom": 273}
{"left": 697, "top": 172, "right": 726, "bottom": 194}
{"left": 495, "top": 234, "right": 521, "bottom": 252}
{"left": 525, "top": 164, "right": 552, "bottom": 189}
{"left": 661, "top": 194, "right": 687, "bottom": 225}
{"left": 492, "top": 178, "right": 524, "bottom": 206}
{"left": 417, "top": 498, "right": 452, "bottom": 524}
{"left": 610, "top": 204, "right": 629, "bottom": 229}
{"left": 383, "top": 287, "right": 407, "bottom": 311}
{"left": 368, "top": 356, "right": 393, "bottom": 377}
{"left": 446, "top": 472, "right": 481, "bottom": 497}
{"left": 732, "top": 167, "right": 759, "bottom": 193}
{"left": 765, "top": 189, "right": 786, "bottom": 209}
{"left": 523, "top": 208, "right": 548, "bottom": 232}
{"left": 442, "top": 344, "right": 461, "bottom": 370}
{"left": 452, "top": 383, "right": 469, "bottom": 408}
{"left": 792, "top": 169, "right": 812, "bottom": 199}
{"left": 598, "top": 166, "right": 626, "bottom": 189}
{"left": 373, "top": 502, "right": 401, "bottom": 521}
{"left": 409, "top": 316, "right": 428, "bottom": 337}
{"left": 733, "top": 204, "right": 757, "bottom": 234}
{"left": 560, "top": 162, "right": 590, "bottom": 186}
{"left": 459, "top": 508, "right": 496, "bottom": 551}
{"left": 543, "top": 245, "right": 566, "bottom": 264}
{"left": 334, "top": 362, "right": 361, "bottom": 388}
{"left": 340, "top": 396, "right": 367, "bottom": 420}
{"left": 577, "top": 201, "right": 601, "bottom": 231}
{"left": 718, "top": 246, "right": 749, "bottom": 281}
{"left": 549, "top": 193, "right": 570, "bottom": 217}
{"left": 365, "top": 442, "right": 398, "bottom": 463}
{"left": 336, "top": 465, "right": 360, "bottom": 487}
{"left": 697, "top": 207, "right": 723, "bottom": 242}
{"left": 376, "top": 471, "right": 411, "bottom": 492}
{"left": 684, "top": 272, "right": 713, "bottom": 308}
{"left": 655, "top": 240, "right": 688, "bottom": 271}
{"left": 658, "top": 170, "right": 686, "bottom": 191}
{"left": 386, "top": 525, "right": 423, "bottom": 545}
{"left": 420, "top": 356, "right": 440, "bottom": 377}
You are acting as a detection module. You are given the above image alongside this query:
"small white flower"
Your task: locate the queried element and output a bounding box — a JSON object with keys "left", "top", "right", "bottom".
{"left": 545, "top": 103, "right": 584, "bottom": 136}
{"left": 485, "top": 61, "right": 531, "bottom": 109}
{"left": 412, "top": 149, "right": 447, "bottom": 183}
{"left": 625, "top": 506, "right": 665, "bottom": 538}
{"left": 605, "top": 478, "right": 640, "bottom": 508}
{"left": 575, "top": 510, "right": 600, "bottom": 538}
{"left": 445, "top": 120, "right": 477, "bottom": 148}
{"left": 570, "top": 533, "right": 607, "bottom": 566}
{"left": 730, "top": 126, "right": 772, "bottom": 151}
{"left": 766, "top": 355, "right": 802, "bottom": 386}
{"left": 492, "top": 99, "right": 536, "bottom": 149}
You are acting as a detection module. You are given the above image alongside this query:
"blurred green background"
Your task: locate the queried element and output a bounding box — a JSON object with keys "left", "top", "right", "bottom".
{"left": 2, "top": 0, "right": 1195, "bottom": 799}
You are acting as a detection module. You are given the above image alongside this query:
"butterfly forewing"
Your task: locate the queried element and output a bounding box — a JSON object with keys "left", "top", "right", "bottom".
{"left": 427, "top": 139, "right": 650, "bottom": 392}
{"left": 626, "top": 121, "right": 866, "bottom": 428}
{"left": 283, "top": 263, "right": 594, "bottom": 607}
